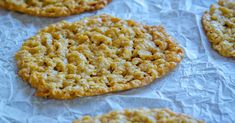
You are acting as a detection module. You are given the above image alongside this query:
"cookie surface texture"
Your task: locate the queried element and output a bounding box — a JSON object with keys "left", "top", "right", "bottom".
{"left": 202, "top": 0, "right": 235, "bottom": 58}
{"left": 73, "top": 108, "right": 204, "bottom": 123}
{"left": 15, "top": 14, "right": 184, "bottom": 99}
{"left": 0, "top": 0, "right": 111, "bottom": 17}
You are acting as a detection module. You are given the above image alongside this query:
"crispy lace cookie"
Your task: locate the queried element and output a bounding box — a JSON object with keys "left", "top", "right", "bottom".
{"left": 73, "top": 108, "right": 204, "bottom": 123}
{"left": 0, "top": 0, "right": 111, "bottom": 17}
{"left": 15, "top": 14, "right": 184, "bottom": 99}
{"left": 202, "top": 0, "right": 235, "bottom": 58}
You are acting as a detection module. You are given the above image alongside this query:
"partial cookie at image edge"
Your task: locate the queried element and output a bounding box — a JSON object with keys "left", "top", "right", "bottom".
{"left": 201, "top": 0, "right": 235, "bottom": 58}
{"left": 73, "top": 108, "right": 204, "bottom": 123}
{"left": 0, "top": 0, "right": 112, "bottom": 17}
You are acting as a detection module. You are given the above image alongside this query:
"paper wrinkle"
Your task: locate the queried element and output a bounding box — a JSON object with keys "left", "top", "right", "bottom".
{"left": 0, "top": 0, "right": 234, "bottom": 123}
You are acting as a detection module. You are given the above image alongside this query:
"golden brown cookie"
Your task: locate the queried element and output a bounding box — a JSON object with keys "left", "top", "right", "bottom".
{"left": 0, "top": 0, "right": 111, "bottom": 17}
{"left": 73, "top": 108, "right": 204, "bottom": 123}
{"left": 202, "top": 0, "right": 235, "bottom": 58}
{"left": 15, "top": 14, "right": 184, "bottom": 99}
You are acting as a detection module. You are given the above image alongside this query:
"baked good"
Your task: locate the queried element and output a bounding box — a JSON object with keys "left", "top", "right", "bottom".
{"left": 202, "top": 0, "right": 235, "bottom": 58}
{"left": 15, "top": 14, "right": 184, "bottom": 99}
{"left": 73, "top": 108, "right": 204, "bottom": 123}
{"left": 0, "top": 0, "right": 111, "bottom": 17}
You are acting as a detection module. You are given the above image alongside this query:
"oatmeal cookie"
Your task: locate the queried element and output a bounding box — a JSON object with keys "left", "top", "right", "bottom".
{"left": 0, "top": 0, "right": 111, "bottom": 17}
{"left": 73, "top": 108, "right": 204, "bottom": 123}
{"left": 15, "top": 14, "right": 184, "bottom": 99}
{"left": 202, "top": 0, "right": 235, "bottom": 58}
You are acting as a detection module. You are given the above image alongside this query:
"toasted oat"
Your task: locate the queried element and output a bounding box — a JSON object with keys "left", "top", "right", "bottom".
{"left": 73, "top": 108, "right": 204, "bottom": 123}
{"left": 202, "top": 0, "right": 235, "bottom": 58}
{"left": 0, "top": 0, "right": 111, "bottom": 17}
{"left": 15, "top": 14, "right": 184, "bottom": 99}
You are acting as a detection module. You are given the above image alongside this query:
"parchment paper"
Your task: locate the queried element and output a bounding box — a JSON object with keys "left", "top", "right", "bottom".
{"left": 0, "top": 0, "right": 234, "bottom": 123}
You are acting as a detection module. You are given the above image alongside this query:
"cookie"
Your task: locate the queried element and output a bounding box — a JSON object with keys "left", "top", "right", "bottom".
{"left": 0, "top": 0, "right": 111, "bottom": 17}
{"left": 202, "top": 0, "right": 235, "bottom": 58}
{"left": 73, "top": 108, "right": 204, "bottom": 123}
{"left": 15, "top": 14, "right": 184, "bottom": 99}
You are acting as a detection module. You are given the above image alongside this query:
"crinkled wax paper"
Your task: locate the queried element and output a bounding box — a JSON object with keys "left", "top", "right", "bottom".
{"left": 0, "top": 0, "right": 234, "bottom": 123}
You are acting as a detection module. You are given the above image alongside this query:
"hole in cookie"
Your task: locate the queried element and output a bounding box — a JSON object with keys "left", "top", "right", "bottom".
{"left": 105, "top": 83, "right": 111, "bottom": 88}
{"left": 224, "top": 23, "right": 229, "bottom": 27}
{"left": 90, "top": 74, "right": 96, "bottom": 77}
{"left": 59, "top": 87, "right": 64, "bottom": 89}
{"left": 42, "top": 61, "right": 48, "bottom": 67}
{"left": 54, "top": 63, "right": 64, "bottom": 72}
{"left": 108, "top": 65, "right": 115, "bottom": 73}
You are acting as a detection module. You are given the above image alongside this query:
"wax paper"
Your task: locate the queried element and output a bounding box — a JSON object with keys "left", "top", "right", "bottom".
{"left": 0, "top": 0, "right": 234, "bottom": 123}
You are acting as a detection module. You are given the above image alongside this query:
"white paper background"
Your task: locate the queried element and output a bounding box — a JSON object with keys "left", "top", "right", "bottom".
{"left": 0, "top": 0, "right": 234, "bottom": 123}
